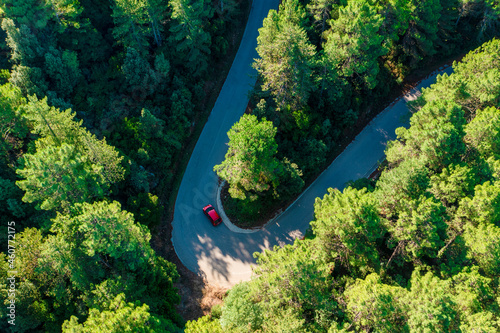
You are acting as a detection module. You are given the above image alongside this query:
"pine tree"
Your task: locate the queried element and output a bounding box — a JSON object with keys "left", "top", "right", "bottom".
{"left": 324, "top": 0, "right": 386, "bottom": 90}
{"left": 0, "top": 82, "right": 28, "bottom": 158}
{"left": 185, "top": 315, "right": 223, "bottom": 333}
{"left": 255, "top": 4, "right": 316, "bottom": 111}
{"left": 214, "top": 115, "right": 282, "bottom": 200}
{"left": 385, "top": 99, "right": 466, "bottom": 171}
{"left": 384, "top": 195, "right": 447, "bottom": 262}
{"left": 1, "top": 19, "right": 49, "bottom": 97}
{"left": 219, "top": 283, "right": 264, "bottom": 332}
{"left": 214, "top": 0, "right": 238, "bottom": 22}
{"left": 429, "top": 164, "right": 478, "bottom": 207}
{"left": 311, "top": 187, "right": 384, "bottom": 274}
{"left": 307, "top": 0, "right": 338, "bottom": 43}
{"left": 49, "top": 200, "right": 155, "bottom": 274}
{"left": 22, "top": 96, "right": 124, "bottom": 186}
{"left": 169, "top": 0, "right": 213, "bottom": 77}
{"left": 42, "top": 200, "right": 181, "bottom": 325}
{"left": 121, "top": 47, "right": 162, "bottom": 98}
{"left": 465, "top": 106, "right": 500, "bottom": 157}
{"left": 44, "top": 46, "right": 81, "bottom": 99}
{"left": 405, "top": 271, "right": 458, "bottom": 332}
{"left": 400, "top": 0, "right": 442, "bottom": 68}
{"left": 111, "top": 0, "right": 151, "bottom": 51}
{"left": 16, "top": 143, "right": 105, "bottom": 211}
{"left": 145, "top": 0, "right": 169, "bottom": 47}
{"left": 47, "top": 0, "right": 84, "bottom": 31}
{"left": 62, "top": 294, "right": 178, "bottom": 332}
{"left": 463, "top": 222, "right": 500, "bottom": 276}
{"left": 0, "top": 0, "right": 52, "bottom": 30}
{"left": 344, "top": 273, "right": 408, "bottom": 332}
{"left": 252, "top": 240, "right": 336, "bottom": 331}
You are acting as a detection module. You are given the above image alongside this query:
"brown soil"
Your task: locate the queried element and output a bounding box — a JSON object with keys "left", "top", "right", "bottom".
{"left": 151, "top": 226, "right": 227, "bottom": 321}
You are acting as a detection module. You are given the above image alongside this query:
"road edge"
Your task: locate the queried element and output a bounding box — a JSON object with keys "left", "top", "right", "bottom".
{"left": 216, "top": 64, "right": 453, "bottom": 234}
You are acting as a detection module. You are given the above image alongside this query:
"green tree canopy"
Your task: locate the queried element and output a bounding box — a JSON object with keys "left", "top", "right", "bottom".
{"left": 111, "top": 0, "right": 151, "bottom": 51}
{"left": 169, "top": 0, "right": 213, "bottom": 77}
{"left": 34, "top": 200, "right": 181, "bottom": 327}
{"left": 399, "top": 0, "right": 442, "bottom": 67}
{"left": 0, "top": 82, "right": 28, "bottom": 159}
{"left": 344, "top": 273, "right": 408, "bottom": 332}
{"left": 463, "top": 223, "right": 500, "bottom": 276}
{"left": 16, "top": 97, "right": 125, "bottom": 212}
{"left": 255, "top": 2, "right": 316, "bottom": 111}
{"left": 465, "top": 106, "right": 500, "bottom": 158}
{"left": 50, "top": 200, "right": 155, "bottom": 272}
{"left": 405, "top": 270, "right": 458, "bottom": 332}
{"left": 429, "top": 163, "right": 478, "bottom": 207}
{"left": 252, "top": 240, "right": 335, "bottom": 331}
{"left": 384, "top": 195, "right": 447, "bottom": 262}
{"left": 22, "top": 96, "right": 124, "bottom": 187}
{"left": 219, "top": 283, "right": 263, "bottom": 332}
{"left": 0, "top": 0, "right": 52, "bottom": 30}
{"left": 324, "top": 0, "right": 386, "bottom": 90}
{"left": 386, "top": 99, "right": 466, "bottom": 171}
{"left": 311, "top": 187, "right": 384, "bottom": 275}
{"left": 307, "top": 0, "right": 338, "bottom": 42}
{"left": 16, "top": 143, "right": 105, "bottom": 211}
{"left": 375, "top": 157, "right": 430, "bottom": 215}
{"left": 121, "top": 48, "right": 162, "bottom": 98}
{"left": 185, "top": 315, "right": 223, "bottom": 333}
{"left": 62, "top": 294, "right": 177, "bottom": 332}
{"left": 214, "top": 115, "right": 283, "bottom": 200}
{"left": 414, "top": 38, "right": 500, "bottom": 113}
{"left": 0, "top": 228, "right": 53, "bottom": 331}
{"left": 454, "top": 180, "right": 500, "bottom": 229}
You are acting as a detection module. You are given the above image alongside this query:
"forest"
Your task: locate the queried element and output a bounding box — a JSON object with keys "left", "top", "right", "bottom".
{"left": 216, "top": 0, "right": 500, "bottom": 225}
{"left": 0, "top": 0, "right": 246, "bottom": 331}
{"left": 0, "top": 0, "right": 499, "bottom": 332}
{"left": 188, "top": 38, "right": 500, "bottom": 333}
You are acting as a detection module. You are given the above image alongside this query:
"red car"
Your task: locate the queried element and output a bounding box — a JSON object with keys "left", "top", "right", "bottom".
{"left": 202, "top": 204, "right": 222, "bottom": 226}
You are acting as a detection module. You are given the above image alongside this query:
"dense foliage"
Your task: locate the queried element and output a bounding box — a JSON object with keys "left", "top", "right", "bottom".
{"left": 189, "top": 38, "right": 500, "bottom": 333}
{"left": 214, "top": 114, "right": 304, "bottom": 220}
{"left": 0, "top": 0, "right": 247, "bottom": 331}
{"left": 1, "top": 0, "right": 499, "bottom": 331}
{"left": 217, "top": 0, "right": 500, "bottom": 221}
{"left": 0, "top": 0, "right": 246, "bottom": 228}
{"left": 0, "top": 88, "right": 183, "bottom": 331}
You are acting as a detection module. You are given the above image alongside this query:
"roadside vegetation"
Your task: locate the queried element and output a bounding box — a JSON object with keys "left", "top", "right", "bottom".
{"left": 189, "top": 37, "right": 500, "bottom": 333}
{"left": 0, "top": 0, "right": 499, "bottom": 331}
{"left": 0, "top": 0, "right": 248, "bottom": 331}
{"left": 217, "top": 0, "right": 500, "bottom": 226}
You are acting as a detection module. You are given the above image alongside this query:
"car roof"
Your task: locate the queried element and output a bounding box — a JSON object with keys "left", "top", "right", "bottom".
{"left": 208, "top": 208, "right": 220, "bottom": 220}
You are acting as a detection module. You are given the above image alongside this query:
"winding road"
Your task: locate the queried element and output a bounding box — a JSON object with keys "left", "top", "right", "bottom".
{"left": 171, "top": 0, "right": 454, "bottom": 288}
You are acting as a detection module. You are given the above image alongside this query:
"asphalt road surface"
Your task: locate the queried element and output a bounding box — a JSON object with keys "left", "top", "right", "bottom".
{"left": 171, "top": 0, "right": 454, "bottom": 288}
